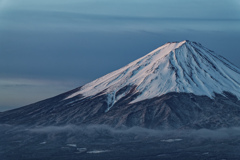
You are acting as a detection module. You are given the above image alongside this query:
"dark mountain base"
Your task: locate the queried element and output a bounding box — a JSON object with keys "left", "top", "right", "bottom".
{"left": 1, "top": 124, "right": 240, "bottom": 160}
{"left": 0, "top": 90, "right": 240, "bottom": 129}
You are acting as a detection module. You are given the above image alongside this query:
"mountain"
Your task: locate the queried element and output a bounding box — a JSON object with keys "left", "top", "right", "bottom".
{"left": 1, "top": 40, "right": 240, "bottom": 129}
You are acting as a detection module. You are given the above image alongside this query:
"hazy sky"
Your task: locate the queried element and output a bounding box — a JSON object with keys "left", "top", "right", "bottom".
{"left": 1, "top": 0, "right": 240, "bottom": 111}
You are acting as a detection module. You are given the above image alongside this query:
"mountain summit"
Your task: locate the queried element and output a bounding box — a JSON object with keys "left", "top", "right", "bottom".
{"left": 66, "top": 40, "right": 240, "bottom": 105}
{"left": 1, "top": 40, "right": 240, "bottom": 129}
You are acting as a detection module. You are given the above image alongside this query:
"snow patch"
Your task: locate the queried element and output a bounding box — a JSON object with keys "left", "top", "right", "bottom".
{"left": 75, "top": 148, "right": 87, "bottom": 153}
{"left": 40, "top": 141, "right": 46, "bottom": 145}
{"left": 87, "top": 150, "right": 111, "bottom": 154}
{"left": 67, "top": 144, "right": 77, "bottom": 147}
{"left": 161, "top": 139, "right": 182, "bottom": 142}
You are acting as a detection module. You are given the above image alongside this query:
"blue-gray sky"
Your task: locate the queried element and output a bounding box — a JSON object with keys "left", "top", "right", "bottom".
{"left": 1, "top": 0, "right": 240, "bottom": 111}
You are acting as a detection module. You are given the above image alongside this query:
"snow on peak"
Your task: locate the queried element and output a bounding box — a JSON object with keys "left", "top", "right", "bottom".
{"left": 66, "top": 40, "right": 240, "bottom": 105}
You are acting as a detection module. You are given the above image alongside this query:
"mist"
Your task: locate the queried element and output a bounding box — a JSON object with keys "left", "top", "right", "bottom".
{"left": 2, "top": 124, "right": 240, "bottom": 140}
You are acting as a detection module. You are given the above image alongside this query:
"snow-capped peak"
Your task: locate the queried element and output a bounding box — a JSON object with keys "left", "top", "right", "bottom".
{"left": 65, "top": 40, "right": 240, "bottom": 105}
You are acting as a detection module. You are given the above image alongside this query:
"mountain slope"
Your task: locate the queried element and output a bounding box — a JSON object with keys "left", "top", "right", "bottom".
{"left": 66, "top": 40, "right": 240, "bottom": 105}
{"left": 0, "top": 40, "right": 240, "bottom": 129}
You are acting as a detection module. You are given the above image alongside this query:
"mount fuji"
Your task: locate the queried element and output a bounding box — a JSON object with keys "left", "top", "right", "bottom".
{"left": 1, "top": 40, "right": 240, "bottom": 129}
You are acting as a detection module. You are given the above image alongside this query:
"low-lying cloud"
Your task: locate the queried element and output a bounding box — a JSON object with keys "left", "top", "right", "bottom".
{"left": 24, "top": 124, "right": 240, "bottom": 140}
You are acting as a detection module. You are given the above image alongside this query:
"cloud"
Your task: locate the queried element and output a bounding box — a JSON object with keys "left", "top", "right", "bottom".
{"left": 2, "top": 9, "right": 240, "bottom": 32}
{"left": 1, "top": 0, "right": 239, "bottom": 32}
{"left": 0, "top": 78, "right": 82, "bottom": 88}
{"left": 0, "top": 78, "right": 84, "bottom": 111}
{"left": 2, "top": 124, "right": 240, "bottom": 142}
{"left": 0, "top": 78, "right": 51, "bottom": 87}
{"left": 3, "top": 0, "right": 240, "bottom": 18}
{"left": 23, "top": 124, "right": 240, "bottom": 140}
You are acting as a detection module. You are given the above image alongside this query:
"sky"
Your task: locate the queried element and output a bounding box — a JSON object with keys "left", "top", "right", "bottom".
{"left": 0, "top": 0, "right": 240, "bottom": 111}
